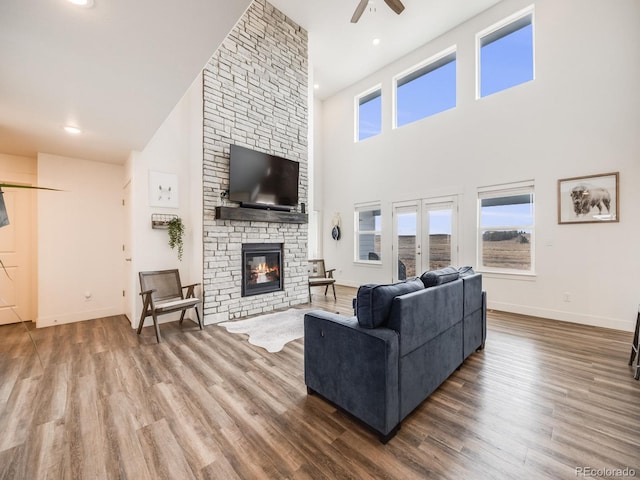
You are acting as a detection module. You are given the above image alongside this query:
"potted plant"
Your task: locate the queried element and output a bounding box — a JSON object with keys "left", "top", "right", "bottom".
{"left": 167, "top": 216, "right": 185, "bottom": 261}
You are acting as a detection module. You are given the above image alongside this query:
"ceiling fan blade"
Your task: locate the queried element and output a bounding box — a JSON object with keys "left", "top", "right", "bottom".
{"left": 0, "top": 183, "right": 61, "bottom": 191}
{"left": 384, "top": 0, "right": 405, "bottom": 15}
{"left": 351, "top": 0, "right": 369, "bottom": 23}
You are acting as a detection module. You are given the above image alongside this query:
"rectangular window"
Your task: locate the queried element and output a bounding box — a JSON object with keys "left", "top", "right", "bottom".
{"left": 478, "top": 183, "right": 534, "bottom": 273}
{"left": 478, "top": 7, "right": 534, "bottom": 98}
{"left": 395, "top": 48, "right": 456, "bottom": 127}
{"left": 356, "top": 88, "right": 382, "bottom": 141}
{"left": 355, "top": 205, "right": 382, "bottom": 262}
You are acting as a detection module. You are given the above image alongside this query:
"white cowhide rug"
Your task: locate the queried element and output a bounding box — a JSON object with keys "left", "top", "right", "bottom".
{"left": 218, "top": 308, "right": 312, "bottom": 353}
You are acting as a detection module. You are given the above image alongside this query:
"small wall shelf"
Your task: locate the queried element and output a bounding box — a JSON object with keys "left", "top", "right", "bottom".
{"left": 215, "top": 206, "right": 307, "bottom": 224}
{"left": 151, "top": 213, "right": 178, "bottom": 229}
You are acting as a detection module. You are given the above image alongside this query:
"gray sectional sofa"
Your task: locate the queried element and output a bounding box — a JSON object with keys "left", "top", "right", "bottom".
{"left": 304, "top": 266, "right": 486, "bottom": 442}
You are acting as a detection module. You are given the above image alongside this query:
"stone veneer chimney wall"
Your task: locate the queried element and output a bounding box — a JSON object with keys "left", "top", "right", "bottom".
{"left": 202, "top": 0, "right": 309, "bottom": 323}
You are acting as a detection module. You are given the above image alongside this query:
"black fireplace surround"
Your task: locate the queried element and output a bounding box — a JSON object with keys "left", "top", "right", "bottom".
{"left": 241, "top": 243, "right": 284, "bottom": 297}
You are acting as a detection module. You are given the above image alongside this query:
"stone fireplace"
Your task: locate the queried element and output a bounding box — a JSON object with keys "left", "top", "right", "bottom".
{"left": 201, "top": 0, "right": 309, "bottom": 323}
{"left": 242, "top": 243, "right": 283, "bottom": 297}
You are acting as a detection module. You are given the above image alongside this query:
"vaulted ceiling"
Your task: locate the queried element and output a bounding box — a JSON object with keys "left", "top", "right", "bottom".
{"left": 0, "top": 0, "right": 501, "bottom": 165}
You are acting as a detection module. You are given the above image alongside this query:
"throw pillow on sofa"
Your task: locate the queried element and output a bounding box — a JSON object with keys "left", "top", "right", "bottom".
{"left": 356, "top": 278, "right": 424, "bottom": 329}
{"left": 420, "top": 266, "right": 460, "bottom": 288}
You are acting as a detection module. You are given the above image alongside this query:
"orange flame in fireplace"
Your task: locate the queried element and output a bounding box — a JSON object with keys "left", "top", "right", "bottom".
{"left": 251, "top": 262, "right": 279, "bottom": 281}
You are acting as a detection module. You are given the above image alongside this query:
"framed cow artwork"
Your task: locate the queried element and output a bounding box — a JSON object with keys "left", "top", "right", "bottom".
{"left": 558, "top": 172, "right": 619, "bottom": 224}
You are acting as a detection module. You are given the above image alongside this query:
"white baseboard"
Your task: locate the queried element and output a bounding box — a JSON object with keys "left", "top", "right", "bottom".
{"left": 488, "top": 301, "right": 634, "bottom": 332}
{"left": 37, "top": 306, "right": 123, "bottom": 328}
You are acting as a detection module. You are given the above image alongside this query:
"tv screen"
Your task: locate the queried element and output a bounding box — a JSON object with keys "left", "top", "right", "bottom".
{"left": 229, "top": 144, "right": 299, "bottom": 209}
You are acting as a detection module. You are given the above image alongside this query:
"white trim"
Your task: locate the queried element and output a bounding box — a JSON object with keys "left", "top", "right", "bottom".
{"left": 354, "top": 203, "right": 382, "bottom": 263}
{"left": 476, "top": 5, "right": 535, "bottom": 44}
{"left": 475, "top": 5, "right": 535, "bottom": 100}
{"left": 477, "top": 182, "right": 535, "bottom": 274}
{"left": 354, "top": 201, "right": 382, "bottom": 210}
{"left": 354, "top": 84, "right": 382, "bottom": 143}
{"left": 392, "top": 45, "right": 457, "bottom": 130}
{"left": 478, "top": 179, "right": 534, "bottom": 195}
{"left": 37, "top": 306, "right": 123, "bottom": 328}
{"left": 488, "top": 301, "right": 634, "bottom": 332}
{"left": 478, "top": 269, "right": 536, "bottom": 279}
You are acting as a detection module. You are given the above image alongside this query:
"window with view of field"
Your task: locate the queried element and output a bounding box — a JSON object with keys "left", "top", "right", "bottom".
{"left": 355, "top": 206, "right": 382, "bottom": 262}
{"left": 478, "top": 187, "right": 534, "bottom": 273}
{"left": 356, "top": 88, "right": 382, "bottom": 141}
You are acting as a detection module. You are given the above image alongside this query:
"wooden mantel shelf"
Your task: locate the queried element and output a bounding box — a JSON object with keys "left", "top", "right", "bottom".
{"left": 215, "top": 206, "right": 308, "bottom": 224}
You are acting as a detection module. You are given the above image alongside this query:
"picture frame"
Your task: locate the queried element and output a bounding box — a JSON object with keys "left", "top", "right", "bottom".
{"left": 557, "top": 172, "right": 619, "bottom": 224}
{"left": 148, "top": 171, "right": 179, "bottom": 208}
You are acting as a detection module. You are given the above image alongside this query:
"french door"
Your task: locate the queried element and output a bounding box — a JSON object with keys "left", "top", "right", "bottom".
{"left": 392, "top": 197, "right": 458, "bottom": 281}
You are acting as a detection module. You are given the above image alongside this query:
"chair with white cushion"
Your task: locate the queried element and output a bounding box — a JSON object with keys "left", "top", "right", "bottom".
{"left": 308, "top": 259, "right": 336, "bottom": 301}
{"left": 138, "top": 269, "right": 202, "bottom": 343}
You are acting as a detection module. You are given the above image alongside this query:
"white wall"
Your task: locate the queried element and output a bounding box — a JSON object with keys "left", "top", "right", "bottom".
{"left": 318, "top": 0, "right": 640, "bottom": 331}
{"left": 37, "top": 154, "right": 125, "bottom": 327}
{"left": 126, "top": 74, "right": 204, "bottom": 328}
{"left": 309, "top": 96, "right": 324, "bottom": 259}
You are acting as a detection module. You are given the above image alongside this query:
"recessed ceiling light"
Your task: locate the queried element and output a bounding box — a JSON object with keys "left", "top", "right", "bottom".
{"left": 64, "top": 126, "right": 82, "bottom": 134}
{"left": 372, "top": 38, "right": 381, "bottom": 46}
{"left": 313, "top": 84, "right": 319, "bottom": 90}
{"left": 68, "top": 0, "right": 95, "bottom": 8}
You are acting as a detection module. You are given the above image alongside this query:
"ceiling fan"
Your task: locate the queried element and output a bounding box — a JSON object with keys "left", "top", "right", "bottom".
{"left": 351, "top": 0, "right": 405, "bottom": 23}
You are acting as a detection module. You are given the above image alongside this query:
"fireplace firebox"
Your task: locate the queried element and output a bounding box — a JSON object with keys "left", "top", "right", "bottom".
{"left": 241, "top": 243, "right": 283, "bottom": 297}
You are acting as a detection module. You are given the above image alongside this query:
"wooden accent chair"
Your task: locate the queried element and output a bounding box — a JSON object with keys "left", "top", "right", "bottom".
{"left": 630, "top": 306, "right": 640, "bottom": 380}
{"left": 308, "top": 259, "right": 336, "bottom": 301}
{"left": 138, "top": 269, "right": 202, "bottom": 343}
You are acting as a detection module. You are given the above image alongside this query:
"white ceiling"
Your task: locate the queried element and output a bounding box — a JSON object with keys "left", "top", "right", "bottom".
{"left": 0, "top": 0, "right": 252, "bottom": 165}
{"left": 0, "top": 0, "right": 501, "bottom": 165}
{"left": 269, "top": 0, "right": 502, "bottom": 99}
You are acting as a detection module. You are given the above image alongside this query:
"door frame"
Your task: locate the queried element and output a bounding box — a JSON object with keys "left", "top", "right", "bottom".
{"left": 392, "top": 195, "right": 459, "bottom": 282}
{"left": 0, "top": 156, "right": 38, "bottom": 325}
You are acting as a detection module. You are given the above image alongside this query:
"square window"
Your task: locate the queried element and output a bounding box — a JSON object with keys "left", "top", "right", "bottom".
{"left": 395, "top": 50, "right": 456, "bottom": 127}
{"left": 478, "top": 10, "right": 534, "bottom": 98}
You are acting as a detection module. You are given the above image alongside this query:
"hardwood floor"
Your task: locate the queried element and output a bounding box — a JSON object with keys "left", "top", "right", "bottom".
{"left": 1, "top": 285, "right": 638, "bottom": 479}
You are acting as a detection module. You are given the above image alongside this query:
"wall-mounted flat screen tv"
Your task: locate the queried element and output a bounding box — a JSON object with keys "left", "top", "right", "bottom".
{"left": 229, "top": 144, "right": 299, "bottom": 211}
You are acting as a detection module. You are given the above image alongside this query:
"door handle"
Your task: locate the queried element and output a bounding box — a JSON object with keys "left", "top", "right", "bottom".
{"left": 125, "top": 258, "right": 132, "bottom": 262}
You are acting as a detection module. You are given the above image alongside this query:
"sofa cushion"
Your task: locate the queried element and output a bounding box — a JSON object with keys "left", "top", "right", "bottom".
{"left": 458, "top": 266, "right": 475, "bottom": 277}
{"left": 356, "top": 278, "right": 424, "bottom": 329}
{"left": 420, "top": 266, "right": 460, "bottom": 288}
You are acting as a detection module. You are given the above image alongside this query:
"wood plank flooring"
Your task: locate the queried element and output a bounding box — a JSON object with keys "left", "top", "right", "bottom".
{"left": 1, "top": 285, "right": 639, "bottom": 479}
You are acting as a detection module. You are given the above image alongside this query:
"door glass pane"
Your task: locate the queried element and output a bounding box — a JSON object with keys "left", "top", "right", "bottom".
{"left": 428, "top": 208, "right": 452, "bottom": 270}
{"left": 396, "top": 211, "right": 417, "bottom": 280}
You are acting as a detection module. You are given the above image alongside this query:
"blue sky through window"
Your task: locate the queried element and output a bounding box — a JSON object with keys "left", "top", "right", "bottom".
{"left": 397, "top": 60, "right": 456, "bottom": 127}
{"left": 358, "top": 94, "right": 381, "bottom": 141}
{"left": 480, "top": 23, "right": 533, "bottom": 97}
{"left": 397, "top": 211, "right": 452, "bottom": 236}
{"left": 358, "top": 19, "right": 533, "bottom": 133}
{"left": 480, "top": 198, "right": 533, "bottom": 228}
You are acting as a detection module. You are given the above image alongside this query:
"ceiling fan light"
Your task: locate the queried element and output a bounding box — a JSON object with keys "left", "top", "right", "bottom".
{"left": 64, "top": 125, "right": 82, "bottom": 134}
{"left": 68, "top": 0, "right": 95, "bottom": 8}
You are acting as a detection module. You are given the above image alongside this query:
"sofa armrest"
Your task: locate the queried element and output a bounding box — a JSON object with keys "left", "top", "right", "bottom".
{"left": 304, "top": 310, "right": 400, "bottom": 437}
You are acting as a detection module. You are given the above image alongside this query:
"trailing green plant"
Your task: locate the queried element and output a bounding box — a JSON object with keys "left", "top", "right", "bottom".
{"left": 167, "top": 217, "right": 185, "bottom": 261}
